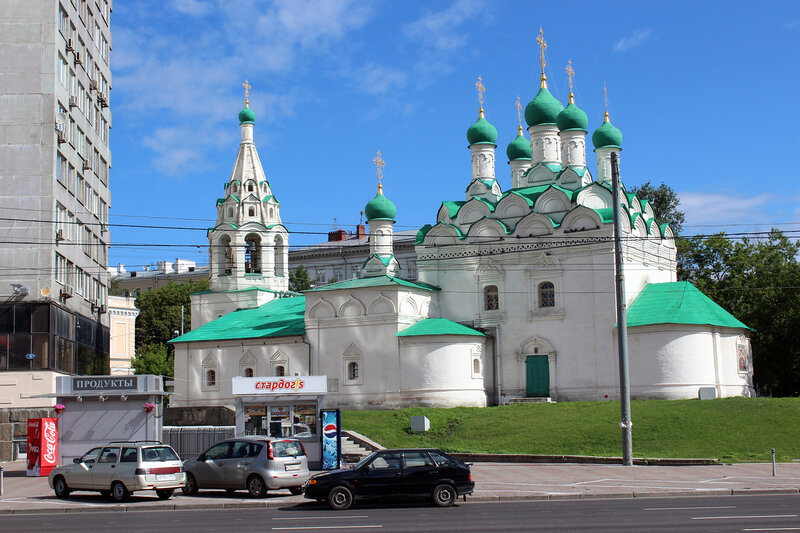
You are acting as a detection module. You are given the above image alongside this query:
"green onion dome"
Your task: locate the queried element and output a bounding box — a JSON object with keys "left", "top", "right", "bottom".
{"left": 238, "top": 105, "right": 256, "bottom": 125}
{"left": 556, "top": 94, "right": 588, "bottom": 132}
{"left": 365, "top": 187, "right": 397, "bottom": 221}
{"left": 466, "top": 109, "right": 498, "bottom": 145}
{"left": 525, "top": 87, "right": 565, "bottom": 127}
{"left": 506, "top": 126, "right": 532, "bottom": 161}
{"left": 591, "top": 112, "right": 623, "bottom": 149}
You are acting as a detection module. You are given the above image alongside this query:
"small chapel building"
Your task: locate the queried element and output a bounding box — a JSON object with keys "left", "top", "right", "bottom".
{"left": 171, "top": 62, "right": 754, "bottom": 415}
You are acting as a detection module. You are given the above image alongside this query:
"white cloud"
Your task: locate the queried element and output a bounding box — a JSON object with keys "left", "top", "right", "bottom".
{"left": 680, "top": 191, "right": 773, "bottom": 227}
{"left": 353, "top": 62, "right": 408, "bottom": 95}
{"left": 786, "top": 18, "right": 800, "bottom": 30}
{"left": 613, "top": 28, "right": 653, "bottom": 52}
{"left": 171, "top": 0, "right": 214, "bottom": 16}
{"left": 404, "top": 0, "right": 486, "bottom": 50}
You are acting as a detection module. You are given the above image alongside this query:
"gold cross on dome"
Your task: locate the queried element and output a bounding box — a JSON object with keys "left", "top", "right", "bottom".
{"left": 566, "top": 59, "right": 575, "bottom": 93}
{"left": 242, "top": 79, "right": 251, "bottom": 106}
{"left": 536, "top": 28, "right": 547, "bottom": 73}
{"left": 373, "top": 150, "right": 385, "bottom": 192}
{"left": 516, "top": 95, "right": 523, "bottom": 132}
{"left": 475, "top": 75, "right": 486, "bottom": 113}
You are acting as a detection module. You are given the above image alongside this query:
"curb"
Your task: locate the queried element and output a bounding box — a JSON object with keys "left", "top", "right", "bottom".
{"left": 450, "top": 453, "right": 718, "bottom": 465}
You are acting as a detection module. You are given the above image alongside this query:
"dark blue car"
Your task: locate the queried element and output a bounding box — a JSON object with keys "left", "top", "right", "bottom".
{"left": 303, "top": 448, "right": 474, "bottom": 510}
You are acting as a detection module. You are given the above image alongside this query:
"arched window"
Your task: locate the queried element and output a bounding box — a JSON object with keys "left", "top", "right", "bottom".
{"left": 274, "top": 235, "right": 285, "bottom": 277}
{"left": 472, "top": 358, "right": 480, "bottom": 374}
{"left": 347, "top": 361, "right": 359, "bottom": 381}
{"left": 539, "top": 282, "right": 555, "bottom": 308}
{"left": 227, "top": 207, "right": 233, "bottom": 218}
{"left": 206, "top": 369, "right": 216, "bottom": 387}
{"left": 244, "top": 367, "right": 254, "bottom": 377}
{"left": 484, "top": 285, "right": 499, "bottom": 311}
{"left": 232, "top": 183, "right": 238, "bottom": 193}
{"left": 244, "top": 233, "right": 261, "bottom": 273}
{"left": 248, "top": 182, "right": 254, "bottom": 192}
{"left": 248, "top": 206, "right": 255, "bottom": 217}
{"left": 268, "top": 207, "right": 274, "bottom": 218}
{"left": 275, "top": 365, "right": 285, "bottom": 377}
{"left": 219, "top": 235, "right": 233, "bottom": 275}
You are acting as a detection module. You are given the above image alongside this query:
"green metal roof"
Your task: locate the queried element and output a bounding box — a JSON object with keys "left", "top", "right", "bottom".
{"left": 308, "top": 275, "right": 440, "bottom": 293}
{"left": 441, "top": 201, "right": 465, "bottom": 218}
{"left": 627, "top": 282, "right": 750, "bottom": 330}
{"left": 361, "top": 253, "right": 396, "bottom": 268}
{"left": 592, "top": 207, "right": 614, "bottom": 223}
{"left": 415, "top": 224, "right": 433, "bottom": 244}
{"left": 397, "top": 318, "right": 485, "bottom": 337}
{"left": 169, "top": 296, "right": 305, "bottom": 343}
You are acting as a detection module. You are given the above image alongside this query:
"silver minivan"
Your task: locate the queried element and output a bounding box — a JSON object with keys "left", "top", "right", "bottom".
{"left": 182, "top": 437, "right": 309, "bottom": 497}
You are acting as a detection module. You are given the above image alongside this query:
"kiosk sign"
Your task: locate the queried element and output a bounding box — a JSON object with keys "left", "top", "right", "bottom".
{"left": 232, "top": 375, "right": 327, "bottom": 395}
{"left": 27, "top": 418, "right": 58, "bottom": 477}
{"left": 72, "top": 376, "right": 138, "bottom": 392}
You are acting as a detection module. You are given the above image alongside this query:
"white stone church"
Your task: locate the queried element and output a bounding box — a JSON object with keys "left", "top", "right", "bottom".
{"left": 170, "top": 70, "right": 754, "bottom": 410}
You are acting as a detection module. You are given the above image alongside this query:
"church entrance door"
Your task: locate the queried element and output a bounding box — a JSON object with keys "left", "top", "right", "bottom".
{"left": 525, "top": 355, "right": 549, "bottom": 397}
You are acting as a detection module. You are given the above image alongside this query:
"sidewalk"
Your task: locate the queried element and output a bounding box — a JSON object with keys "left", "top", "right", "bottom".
{"left": 1, "top": 460, "right": 798, "bottom": 514}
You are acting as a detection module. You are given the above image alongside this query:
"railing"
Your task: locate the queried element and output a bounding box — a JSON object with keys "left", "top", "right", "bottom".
{"left": 162, "top": 426, "right": 235, "bottom": 460}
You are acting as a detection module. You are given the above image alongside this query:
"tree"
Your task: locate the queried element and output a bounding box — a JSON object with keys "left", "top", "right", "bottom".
{"left": 134, "top": 279, "right": 209, "bottom": 349}
{"left": 289, "top": 265, "right": 313, "bottom": 292}
{"left": 131, "top": 342, "right": 173, "bottom": 377}
{"left": 628, "top": 181, "right": 686, "bottom": 234}
{"left": 678, "top": 230, "right": 800, "bottom": 396}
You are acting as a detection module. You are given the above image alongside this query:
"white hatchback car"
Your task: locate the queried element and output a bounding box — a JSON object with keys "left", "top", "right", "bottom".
{"left": 48, "top": 441, "right": 185, "bottom": 502}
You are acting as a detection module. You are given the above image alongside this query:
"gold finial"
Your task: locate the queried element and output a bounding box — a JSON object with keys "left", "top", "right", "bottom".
{"left": 515, "top": 95, "right": 523, "bottom": 135}
{"left": 603, "top": 81, "right": 610, "bottom": 122}
{"left": 242, "top": 79, "right": 252, "bottom": 107}
{"left": 475, "top": 75, "right": 486, "bottom": 117}
{"left": 565, "top": 59, "right": 575, "bottom": 103}
{"left": 536, "top": 27, "right": 547, "bottom": 88}
{"left": 373, "top": 150, "right": 385, "bottom": 194}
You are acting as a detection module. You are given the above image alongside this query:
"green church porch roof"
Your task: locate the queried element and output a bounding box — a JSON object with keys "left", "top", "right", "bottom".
{"left": 308, "top": 275, "right": 440, "bottom": 293}
{"left": 440, "top": 201, "right": 466, "bottom": 218}
{"left": 169, "top": 296, "right": 306, "bottom": 343}
{"left": 397, "top": 318, "right": 485, "bottom": 337}
{"left": 627, "top": 282, "right": 751, "bottom": 330}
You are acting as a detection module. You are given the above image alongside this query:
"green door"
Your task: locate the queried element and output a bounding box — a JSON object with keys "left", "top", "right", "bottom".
{"left": 526, "top": 355, "right": 549, "bottom": 397}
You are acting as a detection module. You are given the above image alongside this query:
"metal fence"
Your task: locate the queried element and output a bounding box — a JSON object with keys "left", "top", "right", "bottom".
{"left": 162, "top": 426, "right": 236, "bottom": 460}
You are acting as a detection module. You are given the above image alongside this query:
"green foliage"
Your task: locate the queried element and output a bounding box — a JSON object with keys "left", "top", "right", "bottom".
{"left": 342, "top": 398, "right": 800, "bottom": 462}
{"left": 289, "top": 265, "right": 312, "bottom": 292}
{"left": 131, "top": 342, "right": 173, "bottom": 377}
{"left": 629, "top": 180, "right": 686, "bottom": 233}
{"left": 678, "top": 230, "right": 800, "bottom": 395}
{"left": 134, "top": 280, "right": 209, "bottom": 349}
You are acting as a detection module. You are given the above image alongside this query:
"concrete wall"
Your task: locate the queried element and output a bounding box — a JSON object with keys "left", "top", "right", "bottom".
{"left": 0, "top": 406, "right": 54, "bottom": 461}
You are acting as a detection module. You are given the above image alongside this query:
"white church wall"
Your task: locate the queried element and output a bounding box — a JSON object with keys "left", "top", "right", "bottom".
{"left": 191, "top": 290, "right": 278, "bottom": 329}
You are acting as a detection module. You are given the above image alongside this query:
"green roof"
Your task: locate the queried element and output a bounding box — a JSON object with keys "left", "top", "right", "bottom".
{"left": 308, "top": 275, "right": 439, "bottom": 293}
{"left": 592, "top": 117, "right": 622, "bottom": 149}
{"left": 506, "top": 132, "right": 532, "bottom": 161}
{"left": 556, "top": 101, "right": 589, "bottom": 132}
{"left": 627, "top": 282, "right": 750, "bottom": 330}
{"left": 397, "top": 318, "right": 485, "bottom": 337}
{"left": 592, "top": 207, "right": 614, "bottom": 223}
{"left": 440, "top": 201, "right": 465, "bottom": 218}
{"left": 525, "top": 87, "right": 564, "bottom": 126}
{"left": 362, "top": 254, "right": 396, "bottom": 268}
{"left": 466, "top": 116, "right": 498, "bottom": 145}
{"left": 169, "top": 296, "right": 305, "bottom": 343}
{"left": 239, "top": 106, "right": 256, "bottom": 125}
{"left": 415, "top": 224, "right": 433, "bottom": 244}
{"left": 365, "top": 191, "right": 397, "bottom": 221}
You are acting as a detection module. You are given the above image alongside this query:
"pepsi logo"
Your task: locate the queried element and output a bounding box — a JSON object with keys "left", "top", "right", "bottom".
{"left": 323, "top": 423, "right": 338, "bottom": 439}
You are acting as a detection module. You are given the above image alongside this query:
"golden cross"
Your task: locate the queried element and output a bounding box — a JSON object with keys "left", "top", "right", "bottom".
{"left": 603, "top": 81, "right": 610, "bottom": 122}
{"left": 373, "top": 150, "right": 385, "bottom": 192}
{"left": 242, "top": 79, "right": 251, "bottom": 106}
{"left": 566, "top": 59, "right": 575, "bottom": 93}
{"left": 536, "top": 28, "right": 547, "bottom": 72}
{"left": 516, "top": 95, "right": 523, "bottom": 130}
{"left": 475, "top": 75, "right": 486, "bottom": 110}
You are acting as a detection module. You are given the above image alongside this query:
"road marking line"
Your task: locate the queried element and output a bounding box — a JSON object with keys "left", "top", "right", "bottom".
{"left": 273, "top": 516, "right": 370, "bottom": 520}
{"left": 692, "top": 515, "right": 798, "bottom": 520}
{"left": 742, "top": 529, "right": 800, "bottom": 532}
{"left": 272, "top": 526, "right": 381, "bottom": 531}
{"left": 645, "top": 506, "right": 736, "bottom": 511}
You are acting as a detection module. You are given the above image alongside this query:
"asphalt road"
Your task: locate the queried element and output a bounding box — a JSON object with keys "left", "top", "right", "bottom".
{"left": 2, "top": 494, "right": 799, "bottom": 532}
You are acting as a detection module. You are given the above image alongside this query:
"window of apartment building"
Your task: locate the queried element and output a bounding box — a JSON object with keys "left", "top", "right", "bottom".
{"left": 58, "top": 6, "right": 68, "bottom": 35}
{"left": 58, "top": 55, "right": 68, "bottom": 87}
{"left": 99, "top": 116, "right": 107, "bottom": 145}
{"left": 67, "top": 211, "right": 78, "bottom": 242}
{"left": 84, "top": 89, "right": 92, "bottom": 121}
{"left": 77, "top": 83, "right": 85, "bottom": 112}
{"left": 77, "top": 38, "right": 86, "bottom": 70}
{"left": 99, "top": 199, "right": 107, "bottom": 224}
{"left": 76, "top": 173, "right": 85, "bottom": 205}
{"left": 56, "top": 152, "right": 68, "bottom": 187}
{"left": 80, "top": 0, "right": 88, "bottom": 22}
{"left": 99, "top": 33, "right": 108, "bottom": 63}
{"left": 68, "top": 22, "right": 75, "bottom": 47}
{"left": 94, "top": 23, "right": 102, "bottom": 51}
{"left": 84, "top": 227, "right": 92, "bottom": 257}
{"left": 69, "top": 68, "right": 76, "bottom": 97}
{"left": 68, "top": 114, "right": 75, "bottom": 145}
{"left": 67, "top": 164, "right": 75, "bottom": 194}
{"left": 55, "top": 253, "right": 68, "bottom": 284}
{"left": 56, "top": 203, "right": 68, "bottom": 237}
{"left": 75, "top": 267, "right": 84, "bottom": 295}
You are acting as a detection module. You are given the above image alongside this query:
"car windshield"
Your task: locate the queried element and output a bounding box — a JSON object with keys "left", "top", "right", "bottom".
{"left": 354, "top": 451, "right": 379, "bottom": 469}
{"left": 141, "top": 446, "right": 180, "bottom": 462}
{"left": 271, "top": 440, "right": 305, "bottom": 458}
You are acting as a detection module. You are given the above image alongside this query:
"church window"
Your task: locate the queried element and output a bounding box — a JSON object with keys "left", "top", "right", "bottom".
{"left": 248, "top": 206, "right": 255, "bottom": 217}
{"left": 232, "top": 183, "right": 238, "bottom": 193}
{"left": 539, "top": 282, "right": 555, "bottom": 308}
{"left": 206, "top": 369, "right": 216, "bottom": 387}
{"left": 269, "top": 207, "right": 274, "bottom": 218}
{"left": 227, "top": 207, "right": 233, "bottom": 218}
{"left": 219, "top": 235, "right": 233, "bottom": 275}
{"left": 244, "top": 234, "right": 261, "bottom": 273}
{"left": 484, "top": 285, "right": 499, "bottom": 311}
{"left": 248, "top": 182, "right": 254, "bottom": 192}
{"left": 244, "top": 367, "right": 254, "bottom": 377}
{"left": 274, "top": 235, "right": 285, "bottom": 277}
{"left": 472, "top": 358, "right": 480, "bottom": 374}
{"left": 347, "top": 362, "right": 359, "bottom": 381}
{"left": 275, "top": 365, "right": 285, "bottom": 377}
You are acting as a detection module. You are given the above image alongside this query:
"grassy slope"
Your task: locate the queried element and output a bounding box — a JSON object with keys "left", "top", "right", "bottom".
{"left": 342, "top": 397, "right": 800, "bottom": 462}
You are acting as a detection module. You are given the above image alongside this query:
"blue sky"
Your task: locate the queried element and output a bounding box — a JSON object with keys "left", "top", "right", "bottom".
{"left": 108, "top": 0, "right": 800, "bottom": 270}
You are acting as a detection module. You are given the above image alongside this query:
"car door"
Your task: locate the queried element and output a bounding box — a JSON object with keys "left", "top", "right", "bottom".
{"left": 354, "top": 451, "right": 403, "bottom": 498}
{"left": 221, "top": 440, "right": 260, "bottom": 489}
{"left": 192, "top": 442, "right": 232, "bottom": 488}
{"left": 67, "top": 447, "right": 101, "bottom": 489}
{"left": 91, "top": 446, "right": 121, "bottom": 490}
{"left": 401, "top": 451, "right": 439, "bottom": 496}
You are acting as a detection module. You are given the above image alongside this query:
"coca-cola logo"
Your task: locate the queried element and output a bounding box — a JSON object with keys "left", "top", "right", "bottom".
{"left": 43, "top": 419, "right": 57, "bottom": 465}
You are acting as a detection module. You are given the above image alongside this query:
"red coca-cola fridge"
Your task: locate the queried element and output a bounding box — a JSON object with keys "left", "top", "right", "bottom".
{"left": 27, "top": 417, "right": 59, "bottom": 477}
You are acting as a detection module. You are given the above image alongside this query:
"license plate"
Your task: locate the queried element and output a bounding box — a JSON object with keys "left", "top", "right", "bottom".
{"left": 285, "top": 464, "right": 300, "bottom": 471}
{"left": 156, "top": 474, "right": 175, "bottom": 481}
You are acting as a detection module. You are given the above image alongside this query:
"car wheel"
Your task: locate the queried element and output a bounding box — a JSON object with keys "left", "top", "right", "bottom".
{"left": 53, "top": 476, "right": 71, "bottom": 499}
{"left": 156, "top": 489, "right": 175, "bottom": 500}
{"left": 182, "top": 473, "right": 198, "bottom": 496}
{"left": 432, "top": 483, "right": 456, "bottom": 507}
{"left": 327, "top": 485, "right": 353, "bottom": 510}
{"left": 111, "top": 481, "right": 129, "bottom": 502}
{"left": 247, "top": 475, "right": 267, "bottom": 498}
{"left": 288, "top": 486, "right": 303, "bottom": 496}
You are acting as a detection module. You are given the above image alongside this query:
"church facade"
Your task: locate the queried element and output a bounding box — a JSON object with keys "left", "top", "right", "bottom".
{"left": 171, "top": 64, "right": 753, "bottom": 411}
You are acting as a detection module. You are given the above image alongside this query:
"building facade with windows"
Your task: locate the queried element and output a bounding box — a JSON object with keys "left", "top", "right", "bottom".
{"left": 171, "top": 86, "right": 753, "bottom": 412}
{"left": 0, "top": 0, "right": 112, "bottom": 418}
